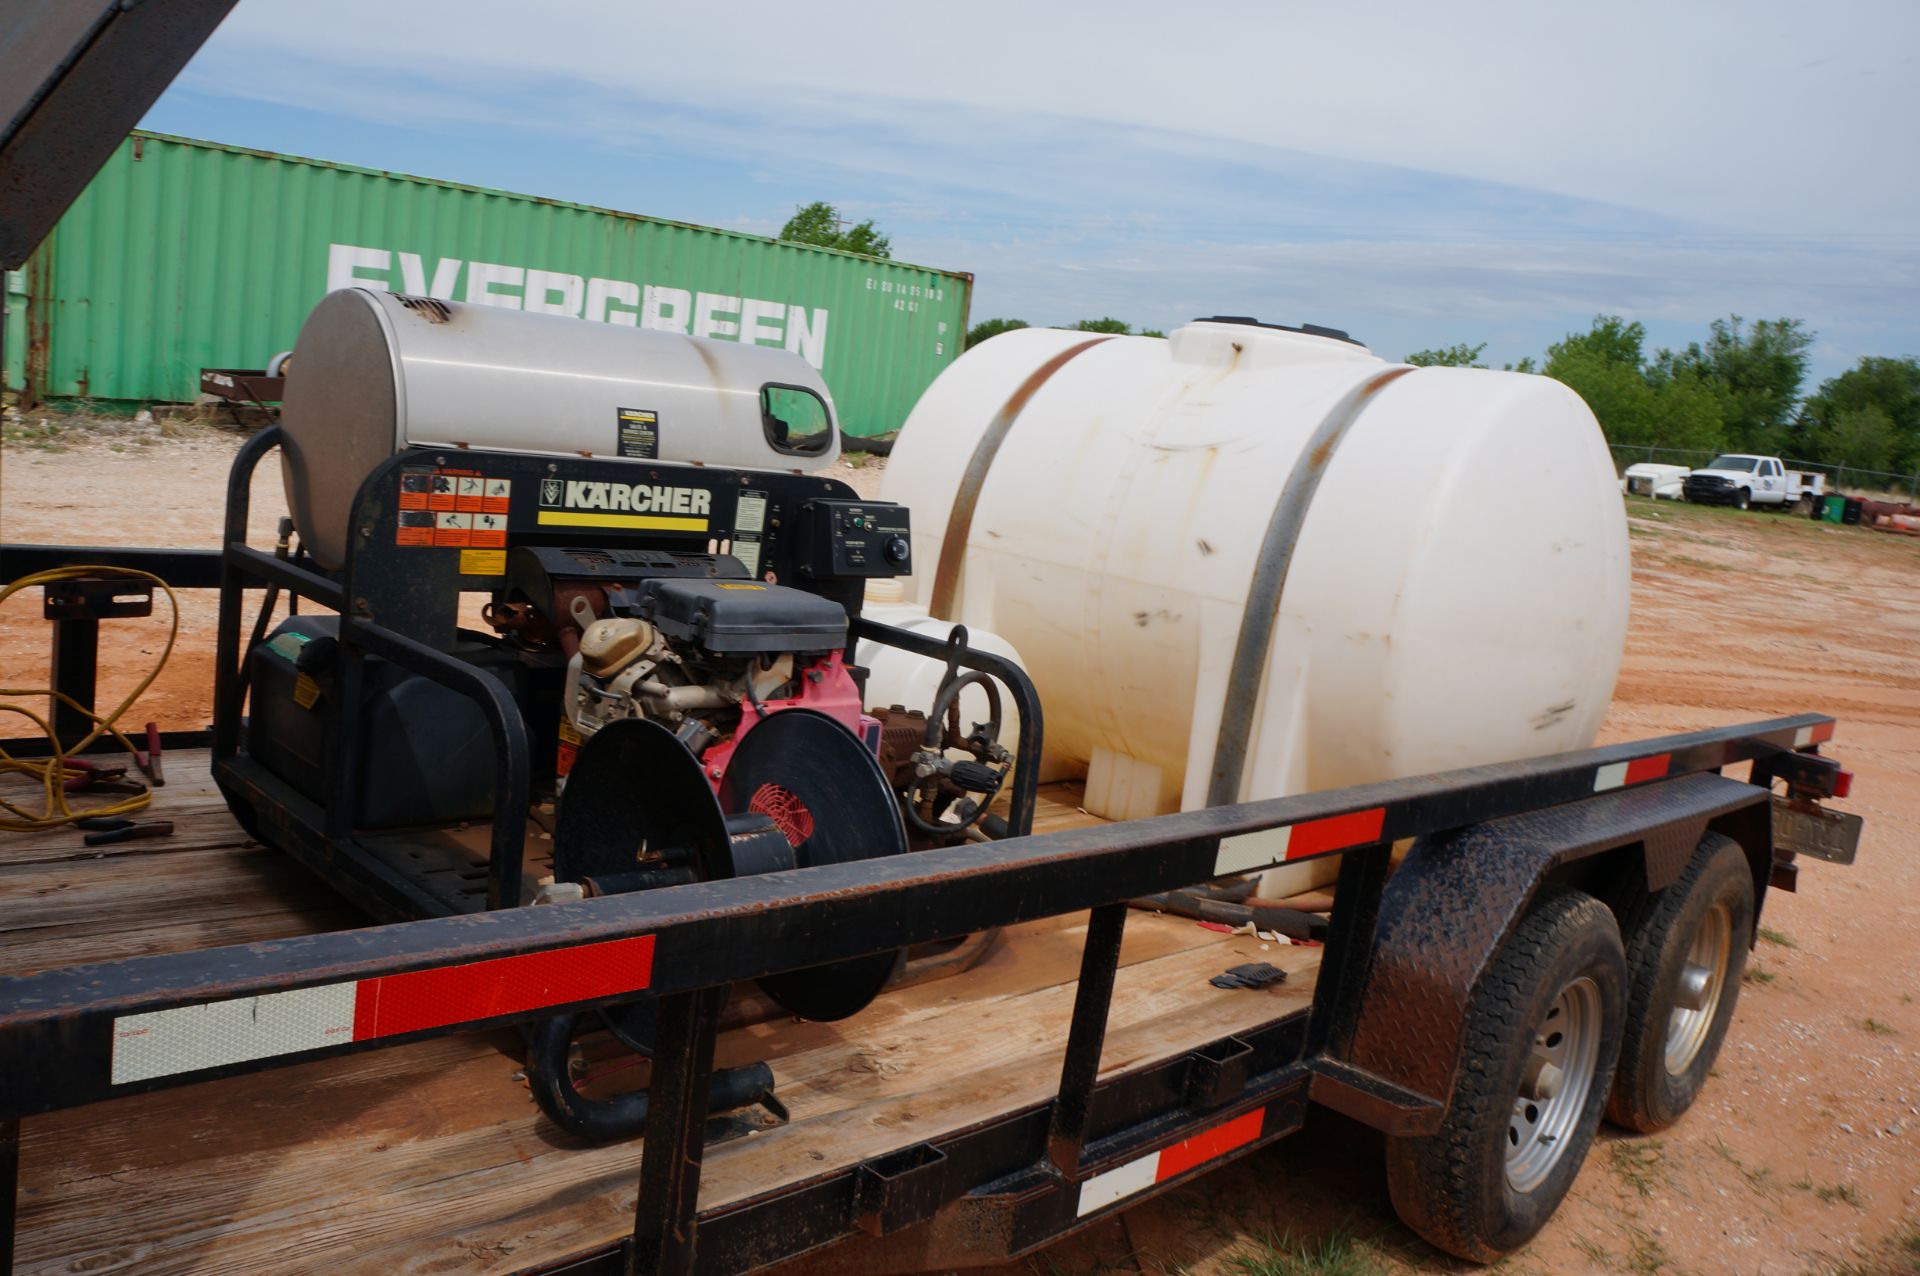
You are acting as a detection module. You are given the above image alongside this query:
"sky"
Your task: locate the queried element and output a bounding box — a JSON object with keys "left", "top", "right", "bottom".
{"left": 141, "top": 0, "right": 1920, "bottom": 386}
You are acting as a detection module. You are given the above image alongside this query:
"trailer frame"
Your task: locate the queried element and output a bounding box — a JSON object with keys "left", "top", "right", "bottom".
{"left": 0, "top": 510, "right": 1850, "bottom": 1276}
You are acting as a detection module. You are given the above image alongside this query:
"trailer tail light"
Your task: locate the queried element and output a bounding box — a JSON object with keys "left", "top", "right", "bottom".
{"left": 1832, "top": 769, "right": 1853, "bottom": 799}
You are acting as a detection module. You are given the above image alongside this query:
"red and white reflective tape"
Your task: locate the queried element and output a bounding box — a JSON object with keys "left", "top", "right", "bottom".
{"left": 1793, "top": 722, "right": 1835, "bottom": 749}
{"left": 109, "top": 934, "right": 656, "bottom": 1085}
{"left": 1213, "top": 807, "right": 1385, "bottom": 877}
{"left": 1592, "top": 752, "right": 1671, "bottom": 793}
{"left": 1075, "top": 1105, "right": 1267, "bottom": 1217}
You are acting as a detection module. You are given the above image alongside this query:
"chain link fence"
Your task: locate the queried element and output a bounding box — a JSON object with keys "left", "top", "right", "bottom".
{"left": 1607, "top": 444, "right": 1920, "bottom": 503}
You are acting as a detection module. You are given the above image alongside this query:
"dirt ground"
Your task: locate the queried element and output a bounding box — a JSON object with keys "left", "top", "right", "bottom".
{"left": 2, "top": 423, "right": 1917, "bottom": 1275}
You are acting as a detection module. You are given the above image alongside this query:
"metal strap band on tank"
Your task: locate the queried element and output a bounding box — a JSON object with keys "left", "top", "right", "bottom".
{"left": 1205, "top": 365, "right": 1416, "bottom": 808}
{"left": 928, "top": 337, "right": 1114, "bottom": 619}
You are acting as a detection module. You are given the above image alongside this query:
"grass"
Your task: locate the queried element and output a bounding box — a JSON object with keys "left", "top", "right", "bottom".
{"left": 1, "top": 418, "right": 70, "bottom": 450}
{"left": 1226, "top": 1228, "right": 1386, "bottom": 1276}
{"left": 0, "top": 403, "right": 216, "bottom": 453}
{"left": 1621, "top": 492, "right": 1920, "bottom": 562}
{"left": 1862, "top": 1017, "right": 1898, "bottom": 1035}
{"left": 1744, "top": 967, "right": 1777, "bottom": 985}
{"left": 1815, "top": 1181, "right": 1864, "bottom": 1208}
{"left": 1572, "top": 1235, "right": 1614, "bottom": 1268}
{"left": 1758, "top": 927, "right": 1797, "bottom": 948}
{"left": 1811, "top": 1219, "right": 1920, "bottom": 1276}
{"left": 1607, "top": 1139, "right": 1669, "bottom": 1197}
{"left": 1625, "top": 1228, "right": 1674, "bottom": 1275}
{"left": 1711, "top": 1137, "right": 1780, "bottom": 1195}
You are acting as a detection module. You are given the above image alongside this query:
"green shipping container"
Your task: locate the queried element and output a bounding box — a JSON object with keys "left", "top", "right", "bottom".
{"left": 4, "top": 131, "right": 972, "bottom": 439}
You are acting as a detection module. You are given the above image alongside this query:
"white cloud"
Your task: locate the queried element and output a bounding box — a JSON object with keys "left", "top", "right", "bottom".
{"left": 191, "top": 0, "right": 1920, "bottom": 236}
{"left": 152, "top": 0, "right": 1920, "bottom": 378}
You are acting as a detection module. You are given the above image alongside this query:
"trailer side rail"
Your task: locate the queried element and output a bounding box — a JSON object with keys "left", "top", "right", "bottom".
{"left": 0, "top": 713, "right": 1834, "bottom": 1275}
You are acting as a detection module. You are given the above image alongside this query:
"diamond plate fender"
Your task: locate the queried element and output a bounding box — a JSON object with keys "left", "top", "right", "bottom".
{"left": 1340, "top": 772, "right": 1770, "bottom": 1125}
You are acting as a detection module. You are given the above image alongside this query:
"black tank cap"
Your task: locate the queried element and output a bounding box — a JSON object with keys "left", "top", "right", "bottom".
{"left": 1192, "top": 316, "right": 1362, "bottom": 346}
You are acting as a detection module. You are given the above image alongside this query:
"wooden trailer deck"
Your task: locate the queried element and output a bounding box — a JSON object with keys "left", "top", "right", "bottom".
{"left": 0, "top": 751, "right": 1322, "bottom": 1276}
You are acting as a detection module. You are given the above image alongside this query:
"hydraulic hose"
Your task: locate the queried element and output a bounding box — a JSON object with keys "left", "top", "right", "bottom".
{"left": 526, "top": 1010, "right": 781, "bottom": 1141}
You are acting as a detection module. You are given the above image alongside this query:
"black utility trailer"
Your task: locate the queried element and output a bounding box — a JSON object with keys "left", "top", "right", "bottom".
{"left": 0, "top": 526, "right": 1862, "bottom": 1275}
{"left": 0, "top": 13, "right": 1873, "bottom": 1271}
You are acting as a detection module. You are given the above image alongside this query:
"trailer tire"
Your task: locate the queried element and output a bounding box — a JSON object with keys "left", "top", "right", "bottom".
{"left": 1605, "top": 834, "right": 1752, "bottom": 1133}
{"left": 1385, "top": 889, "right": 1626, "bottom": 1262}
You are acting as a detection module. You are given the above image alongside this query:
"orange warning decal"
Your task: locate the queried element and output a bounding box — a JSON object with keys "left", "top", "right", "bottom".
{"left": 396, "top": 511, "right": 435, "bottom": 546}
{"left": 469, "top": 511, "right": 507, "bottom": 548}
{"left": 434, "top": 512, "right": 473, "bottom": 547}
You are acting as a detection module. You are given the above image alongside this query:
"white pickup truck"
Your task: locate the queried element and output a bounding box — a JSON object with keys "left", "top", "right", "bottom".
{"left": 1681, "top": 453, "right": 1826, "bottom": 511}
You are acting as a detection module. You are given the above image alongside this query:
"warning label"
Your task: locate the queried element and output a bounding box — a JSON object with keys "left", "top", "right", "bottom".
{"left": 435, "top": 511, "right": 472, "bottom": 547}
{"left": 470, "top": 510, "right": 507, "bottom": 547}
{"left": 735, "top": 492, "right": 767, "bottom": 534}
{"left": 399, "top": 468, "right": 434, "bottom": 511}
{"left": 396, "top": 510, "right": 435, "bottom": 546}
{"left": 396, "top": 469, "right": 512, "bottom": 546}
{"left": 460, "top": 548, "right": 507, "bottom": 576}
{"left": 556, "top": 717, "right": 584, "bottom": 777}
{"left": 617, "top": 407, "right": 659, "bottom": 459}
{"left": 733, "top": 538, "right": 762, "bottom": 577}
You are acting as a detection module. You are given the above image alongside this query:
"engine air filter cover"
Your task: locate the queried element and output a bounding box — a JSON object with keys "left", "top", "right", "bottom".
{"left": 640, "top": 578, "right": 848, "bottom": 653}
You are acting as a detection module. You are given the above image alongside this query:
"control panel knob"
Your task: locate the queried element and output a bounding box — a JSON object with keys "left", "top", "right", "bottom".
{"left": 884, "top": 536, "right": 911, "bottom": 564}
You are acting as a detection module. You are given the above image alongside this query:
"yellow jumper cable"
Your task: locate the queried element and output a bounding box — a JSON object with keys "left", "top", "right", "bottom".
{"left": 0, "top": 565, "right": 179, "bottom": 831}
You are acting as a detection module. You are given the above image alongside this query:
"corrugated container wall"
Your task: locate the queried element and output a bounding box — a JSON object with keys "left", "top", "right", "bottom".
{"left": 3, "top": 269, "right": 25, "bottom": 400}
{"left": 8, "top": 131, "right": 972, "bottom": 438}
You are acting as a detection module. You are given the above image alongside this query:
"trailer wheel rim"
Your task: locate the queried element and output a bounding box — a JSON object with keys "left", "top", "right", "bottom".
{"left": 1506, "top": 975, "right": 1601, "bottom": 1193}
{"left": 1665, "top": 901, "right": 1732, "bottom": 1075}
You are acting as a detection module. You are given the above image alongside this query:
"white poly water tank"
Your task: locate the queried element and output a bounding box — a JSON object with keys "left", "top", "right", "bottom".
{"left": 882, "top": 319, "right": 1629, "bottom": 889}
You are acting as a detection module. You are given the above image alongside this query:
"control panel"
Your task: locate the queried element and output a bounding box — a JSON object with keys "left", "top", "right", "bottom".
{"left": 801, "top": 498, "right": 912, "bottom": 579}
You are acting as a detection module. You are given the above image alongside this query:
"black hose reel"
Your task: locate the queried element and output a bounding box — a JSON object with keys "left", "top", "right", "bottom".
{"left": 527, "top": 710, "right": 910, "bottom": 1141}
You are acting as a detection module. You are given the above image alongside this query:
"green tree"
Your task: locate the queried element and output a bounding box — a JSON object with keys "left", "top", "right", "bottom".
{"left": 1406, "top": 342, "right": 1487, "bottom": 368}
{"left": 1652, "top": 316, "right": 1811, "bottom": 452}
{"left": 1544, "top": 317, "right": 1653, "bottom": 444}
{"left": 965, "top": 317, "right": 1029, "bottom": 349}
{"left": 1544, "top": 315, "right": 1724, "bottom": 452}
{"left": 1647, "top": 370, "right": 1731, "bottom": 454}
{"left": 1801, "top": 356, "right": 1920, "bottom": 473}
{"left": 964, "top": 317, "right": 1165, "bottom": 350}
{"left": 1817, "top": 404, "right": 1898, "bottom": 472}
{"left": 778, "top": 201, "right": 892, "bottom": 258}
{"left": 1555, "top": 315, "right": 1648, "bottom": 369}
